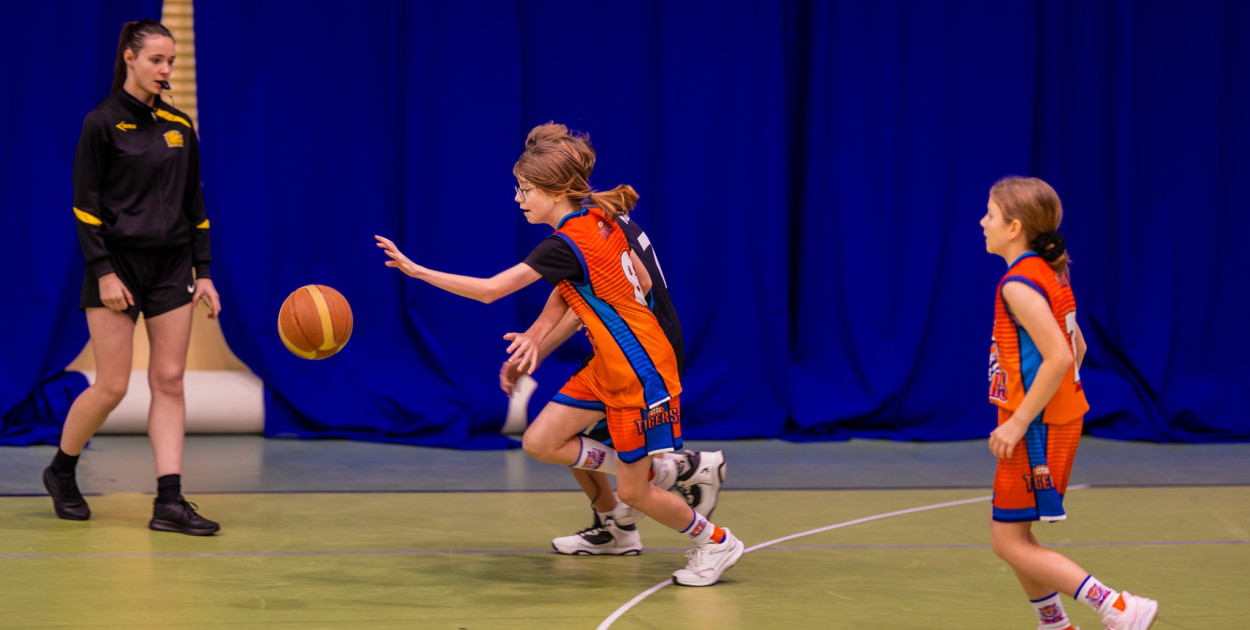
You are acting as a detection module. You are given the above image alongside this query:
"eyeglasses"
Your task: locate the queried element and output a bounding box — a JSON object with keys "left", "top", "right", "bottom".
{"left": 514, "top": 185, "right": 534, "bottom": 201}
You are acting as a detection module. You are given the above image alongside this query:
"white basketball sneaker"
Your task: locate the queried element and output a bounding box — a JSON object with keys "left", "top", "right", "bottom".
{"left": 649, "top": 454, "right": 679, "bottom": 491}
{"left": 1101, "top": 592, "right": 1159, "bottom": 630}
{"left": 671, "top": 529, "right": 744, "bottom": 587}
{"left": 673, "top": 450, "right": 726, "bottom": 518}
{"left": 551, "top": 515, "right": 642, "bottom": 556}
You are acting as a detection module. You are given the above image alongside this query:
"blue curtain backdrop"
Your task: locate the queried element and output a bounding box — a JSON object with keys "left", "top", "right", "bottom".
{"left": 3, "top": 0, "right": 1246, "bottom": 447}
{"left": 0, "top": 0, "right": 162, "bottom": 445}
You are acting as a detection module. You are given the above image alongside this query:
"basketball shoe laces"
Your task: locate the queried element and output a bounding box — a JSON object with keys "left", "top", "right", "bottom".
{"left": 168, "top": 498, "right": 201, "bottom": 514}
{"left": 576, "top": 523, "right": 610, "bottom": 539}
{"left": 683, "top": 544, "right": 712, "bottom": 575}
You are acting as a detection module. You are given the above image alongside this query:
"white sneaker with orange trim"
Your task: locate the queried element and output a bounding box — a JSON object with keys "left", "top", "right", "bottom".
{"left": 671, "top": 529, "right": 744, "bottom": 587}
{"left": 1101, "top": 592, "right": 1158, "bottom": 630}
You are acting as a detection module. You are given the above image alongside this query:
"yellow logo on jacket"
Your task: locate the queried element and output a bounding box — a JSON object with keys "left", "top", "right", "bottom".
{"left": 164, "top": 130, "right": 184, "bottom": 148}
{"left": 115, "top": 121, "right": 136, "bottom": 131}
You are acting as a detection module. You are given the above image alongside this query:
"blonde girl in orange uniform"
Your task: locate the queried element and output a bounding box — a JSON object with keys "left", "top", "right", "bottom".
{"left": 982, "top": 176, "right": 1158, "bottom": 630}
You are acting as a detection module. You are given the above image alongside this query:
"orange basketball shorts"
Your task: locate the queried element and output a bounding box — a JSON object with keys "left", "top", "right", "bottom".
{"left": 992, "top": 412, "right": 1082, "bottom": 522}
{"left": 552, "top": 369, "right": 682, "bottom": 464}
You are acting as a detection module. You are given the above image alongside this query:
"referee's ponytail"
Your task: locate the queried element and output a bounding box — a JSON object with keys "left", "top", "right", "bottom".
{"left": 112, "top": 19, "right": 174, "bottom": 93}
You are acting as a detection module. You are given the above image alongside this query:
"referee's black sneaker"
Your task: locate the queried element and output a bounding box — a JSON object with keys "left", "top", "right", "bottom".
{"left": 149, "top": 497, "right": 220, "bottom": 536}
{"left": 42, "top": 466, "right": 91, "bottom": 520}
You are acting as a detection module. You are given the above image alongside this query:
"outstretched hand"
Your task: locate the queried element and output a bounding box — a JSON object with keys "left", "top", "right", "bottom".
{"left": 375, "top": 235, "right": 424, "bottom": 278}
{"left": 503, "top": 331, "right": 542, "bottom": 376}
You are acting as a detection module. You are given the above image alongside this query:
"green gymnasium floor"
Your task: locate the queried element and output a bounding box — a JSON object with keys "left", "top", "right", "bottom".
{"left": 2, "top": 437, "right": 1248, "bottom": 629}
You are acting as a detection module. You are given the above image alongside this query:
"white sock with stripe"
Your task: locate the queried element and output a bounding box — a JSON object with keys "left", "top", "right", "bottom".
{"left": 571, "top": 437, "right": 620, "bottom": 475}
{"left": 1030, "top": 592, "right": 1073, "bottom": 630}
{"left": 1076, "top": 575, "right": 1123, "bottom": 616}
{"left": 679, "top": 508, "right": 726, "bottom": 544}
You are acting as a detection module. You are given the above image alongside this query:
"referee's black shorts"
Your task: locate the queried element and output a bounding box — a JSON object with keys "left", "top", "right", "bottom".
{"left": 81, "top": 245, "right": 195, "bottom": 321}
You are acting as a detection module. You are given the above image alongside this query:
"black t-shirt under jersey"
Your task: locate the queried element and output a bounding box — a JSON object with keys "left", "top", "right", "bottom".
{"left": 523, "top": 213, "right": 685, "bottom": 372}
{"left": 524, "top": 236, "right": 584, "bottom": 285}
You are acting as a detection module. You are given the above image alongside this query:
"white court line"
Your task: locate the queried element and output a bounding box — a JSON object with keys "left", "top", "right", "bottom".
{"left": 595, "top": 485, "right": 1091, "bottom": 630}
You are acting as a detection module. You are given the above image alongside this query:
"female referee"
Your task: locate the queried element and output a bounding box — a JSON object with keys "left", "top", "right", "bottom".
{"left": 44, "top": 19, "right": 221, "bottom": 536}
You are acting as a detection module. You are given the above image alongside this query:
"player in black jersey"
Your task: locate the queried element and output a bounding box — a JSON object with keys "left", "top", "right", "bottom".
{"left": 43, "top": 19, "right": 220, "bottom": 536}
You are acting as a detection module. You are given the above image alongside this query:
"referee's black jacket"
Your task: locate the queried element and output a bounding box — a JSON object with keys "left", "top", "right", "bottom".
{"left": 72, "top": 89, "right": 212, "bottom": 279}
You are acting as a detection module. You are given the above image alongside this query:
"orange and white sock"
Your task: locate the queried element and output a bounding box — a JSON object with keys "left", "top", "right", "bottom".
{"left": 1030, "top": 592, "right": 1074, "bottom": 630}
{"left": 1076, "top": 575, "right": 1125, "bottom": 616}
{"left": 680, "top": 509, "right": 726, "bottom": 544}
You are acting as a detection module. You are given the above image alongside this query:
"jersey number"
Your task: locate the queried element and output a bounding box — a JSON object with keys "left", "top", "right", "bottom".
{"left": 1065, "top": 311, "right": 1081, "bottom": 384}
{"left": 620, "top": 252, "right": 647, "bottom": 306}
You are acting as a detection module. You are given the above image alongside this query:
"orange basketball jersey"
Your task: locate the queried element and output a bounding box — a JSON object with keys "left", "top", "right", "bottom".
{"left": 987, "top": 253, "right": 1088, "bottom": 425}
{"left": 552, "top": 207, "right": 682, "bottom": 410}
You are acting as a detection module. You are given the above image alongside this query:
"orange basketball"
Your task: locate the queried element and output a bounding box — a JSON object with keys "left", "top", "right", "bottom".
{"left": 277, "top": 285, "right": 354, "bottom": 359}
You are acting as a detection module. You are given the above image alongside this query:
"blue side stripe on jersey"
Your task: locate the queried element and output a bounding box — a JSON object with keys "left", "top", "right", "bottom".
{"left": 554, "top": 233, "right": 590, "bottom": 288}
{"left": 1017, "top": 325, "right": 1042, "bottom": 391}
{"left": 574, "top": 284, "right": 672, "bottom": 408}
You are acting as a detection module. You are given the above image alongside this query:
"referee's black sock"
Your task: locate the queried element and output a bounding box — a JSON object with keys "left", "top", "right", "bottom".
{"left": 156, "top": 474, "right": 182, "bottom": 504}
{"left": 50, "top": 449, "right": 80, "bottom": 476}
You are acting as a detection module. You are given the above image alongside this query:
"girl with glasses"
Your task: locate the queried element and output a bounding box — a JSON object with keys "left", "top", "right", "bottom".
{"left": 376, "top": 122, "right": 744, "bottom": 586}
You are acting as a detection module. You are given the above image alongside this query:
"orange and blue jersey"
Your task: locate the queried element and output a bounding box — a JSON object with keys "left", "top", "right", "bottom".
{"left": 544, "top": 206, "right": 682, "bottom": 411}
{"left": 987, "top": 252, "right": 1089, "bottom": 522}
{"left": 987, "top": 252, "right": 1088, "bottom": 424}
